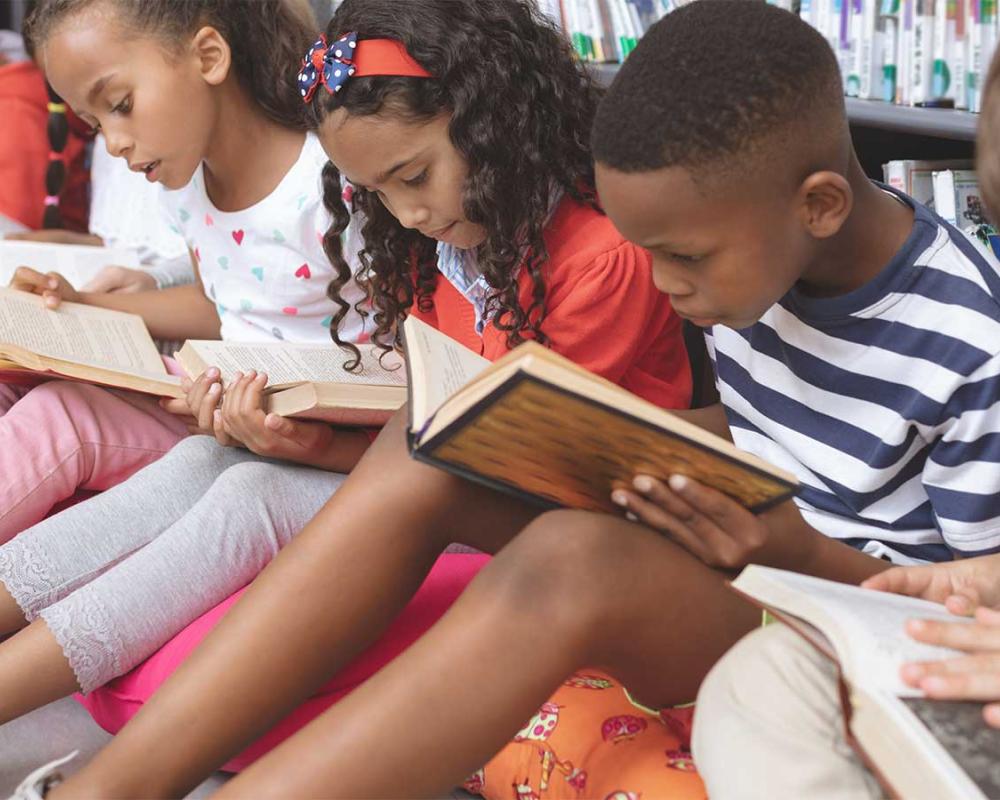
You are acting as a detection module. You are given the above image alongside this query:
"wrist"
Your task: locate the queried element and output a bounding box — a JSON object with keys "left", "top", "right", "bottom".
{"left": 315, "top": 427, "right": 369, "bottom": 472}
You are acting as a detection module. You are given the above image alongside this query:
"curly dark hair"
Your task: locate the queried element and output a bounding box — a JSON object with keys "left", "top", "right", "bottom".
{"left": 592, "top": 0, "right": 844, "bottom": 175}
{"left": 25, "top": 0, "right": 316, "bottom": 131}
{"left": 308, "top": 0, "right": 601, "bottom": 363}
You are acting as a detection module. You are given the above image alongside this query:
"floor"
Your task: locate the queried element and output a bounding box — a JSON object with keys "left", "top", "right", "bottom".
{"left": 0, "top": 697, "right": 229, "bottom": 797}
{"left": 1, "top": 697, "right": 475, "bottom": 798}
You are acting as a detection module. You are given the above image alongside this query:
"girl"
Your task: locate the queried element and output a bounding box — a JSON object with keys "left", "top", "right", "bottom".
{"left": 0, "top": 0, "right": 389, "bottom": 748}
{"left": 21, "top": 1, "right": 697, "bottom": 797}
{"left": 0, "top": 0, "right": 367, "bottom": 540}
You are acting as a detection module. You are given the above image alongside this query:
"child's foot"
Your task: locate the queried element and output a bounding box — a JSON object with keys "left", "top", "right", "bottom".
{"left": 8, "top": 751, "right": 78, "bottom": 799}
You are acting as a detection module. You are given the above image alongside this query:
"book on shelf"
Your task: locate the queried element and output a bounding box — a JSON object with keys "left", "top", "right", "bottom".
{"left": 730, "top": 565, "right": 1000, "bottom": 800}
{"left": 174, "top": 339, "right": 407, "bottom": 426}
{"left": 0, "top": 240, "right": 141, "bottom": 290}
{"left": 883, "top": 158, "right": 974, "bottom": 208}
{"left": 401, "top": 315, "right": 799, "bottom": 513}
{"left": 0, "top": 287, "right": 182, "bottom": 397}
{"left": 933, "top": 167, "right": 979, "bottom": 224}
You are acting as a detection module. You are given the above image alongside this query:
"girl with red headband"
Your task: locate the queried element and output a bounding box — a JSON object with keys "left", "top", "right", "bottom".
{"left": 22, "top": 1, "right": 695, "bottom": 797}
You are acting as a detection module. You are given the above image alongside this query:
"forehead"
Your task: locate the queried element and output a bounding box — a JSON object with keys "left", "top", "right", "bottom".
{"left": 41, "top": 7, "right": 148, "bottom": 109}
{"left": 318, "top": 110, "right": 447, "bottom": 185}
{"left": 595, "top": 162, "right": 717, "bottom": 245}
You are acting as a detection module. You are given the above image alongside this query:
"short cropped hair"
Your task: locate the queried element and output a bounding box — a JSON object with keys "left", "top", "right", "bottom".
{"left": 592, "top": 0, "right": 846, "bottom": 175}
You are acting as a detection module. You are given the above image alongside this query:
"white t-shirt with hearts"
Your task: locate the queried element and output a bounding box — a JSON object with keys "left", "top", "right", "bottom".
{"left": 160, "top": 133, "right": 366, "bottom": 344}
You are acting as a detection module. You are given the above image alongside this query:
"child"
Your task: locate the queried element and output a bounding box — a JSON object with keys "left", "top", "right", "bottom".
{"left": 43, "top": 2, "right": 1000, "bottom": 798}
{"left": 691, "top": 34, "right": 1000, "bottom": 800}
{"left": 0, "top": 0, "right": 367, "bottom": 540}
{"left": 21, "top": 1, "right": 694, "bottom": 797}
{"left": 0, "top": 0, "right": 390, "bottom": 725}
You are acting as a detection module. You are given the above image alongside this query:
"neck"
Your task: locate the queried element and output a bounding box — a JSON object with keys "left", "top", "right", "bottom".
{"left": 798, "top": 155, "right": 914, "bottom": 299}
{"left": 202, "top": 78, "right": 305, "bottom": 212}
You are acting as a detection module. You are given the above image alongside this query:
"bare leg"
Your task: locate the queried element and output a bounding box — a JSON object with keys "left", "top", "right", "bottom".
{"left": 53, "top": 410, "right": 543, "bottom": 799}
{"left": 0, "top": 619, "right": 79, "bottom": 724}
{"left": 217, "top": 510, "right": 762, "bottom": 799}
{"left": 0, "top": 583, "right": 27, "bottom": 633}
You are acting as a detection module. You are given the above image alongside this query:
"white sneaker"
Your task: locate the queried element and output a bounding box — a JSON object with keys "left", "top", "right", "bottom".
{"left": 8, "top": 752, "right": 78, "bottom": 800}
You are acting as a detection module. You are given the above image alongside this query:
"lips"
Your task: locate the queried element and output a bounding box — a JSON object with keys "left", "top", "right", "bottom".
{"left": 129, "top": 160, "right": 161, "bottom": 181}
{"left": 424, "top": 221, "right": 456, "bottom": 240}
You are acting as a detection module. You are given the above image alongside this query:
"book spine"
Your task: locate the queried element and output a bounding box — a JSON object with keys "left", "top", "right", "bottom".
{"left": 882, "top": 9, "right": 900, "bottom": 101}
{"left": 952, "top": 0, "right": 969, "bottom": 106}
{"left": 883, "top": 160, "right": 909, "bottom": 191}
{"left": 911, "top": 0, "right": 934, "bottom": 104}
{"left": 932, "top": 169, "right": 959, "bottom": 223}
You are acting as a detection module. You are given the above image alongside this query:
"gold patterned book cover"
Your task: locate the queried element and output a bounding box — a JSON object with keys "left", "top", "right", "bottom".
{"left": 402, "top": 316, "right": 799, "bottom": 514}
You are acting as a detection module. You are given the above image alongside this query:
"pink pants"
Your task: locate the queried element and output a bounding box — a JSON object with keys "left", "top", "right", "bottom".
{"left": 0, "top": 373, "right": 188, "bottom": 543}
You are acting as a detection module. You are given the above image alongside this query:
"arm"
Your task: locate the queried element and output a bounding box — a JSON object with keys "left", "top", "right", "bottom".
{"left": 670, "top": 402, "right": 732, "bottom": 441}
{"left": 76, "top": 283, "right": 220, "bottom": 340}
{"left": 10, "top": 251, "right": 220, "bottom": 340}
{"left": 614, "top": 475, "right": 884, "bottom": 584}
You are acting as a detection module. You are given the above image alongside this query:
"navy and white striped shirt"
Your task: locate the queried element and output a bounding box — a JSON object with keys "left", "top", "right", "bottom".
{"left": 708, "top": 188, "right": 1000, "bottom": 564}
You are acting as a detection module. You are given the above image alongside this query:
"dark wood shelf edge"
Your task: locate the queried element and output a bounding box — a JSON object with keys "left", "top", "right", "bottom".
{"left": 588, "top": 62, "right": 979, "bottom": 142}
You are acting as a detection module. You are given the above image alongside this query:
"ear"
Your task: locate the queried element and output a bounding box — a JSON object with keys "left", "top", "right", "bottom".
{"left": 795, "top": 171, "right": 853, "bottom": 240}
{"left": 190, "top": 26, "right": 231, "bottom": 87}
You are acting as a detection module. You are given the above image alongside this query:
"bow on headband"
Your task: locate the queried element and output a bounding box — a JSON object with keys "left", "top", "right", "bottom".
{"left": 297, "top": 32, "right": 433, "bottom": 103}
{"left": 298, "top": 33, "right": 357, "bottom": 102}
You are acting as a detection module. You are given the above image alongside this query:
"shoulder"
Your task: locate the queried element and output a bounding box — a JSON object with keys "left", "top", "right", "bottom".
{"left": 541, "top": 196, "right": 653, "bottom": 285}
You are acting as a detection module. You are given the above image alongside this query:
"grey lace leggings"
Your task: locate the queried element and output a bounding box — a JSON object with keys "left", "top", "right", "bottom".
{"left": 0, "top": 436, "right": 344, "bottom": 692}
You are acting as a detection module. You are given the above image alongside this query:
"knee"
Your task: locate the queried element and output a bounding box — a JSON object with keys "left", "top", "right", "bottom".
{"left": 162, "top": 434, "right": 220, "bottom": 464}
{"left": 693, "top": 624, "right": 825, "bottom": 763}
{"left": 481, "top": 510, "right": 631, "bottom": 638}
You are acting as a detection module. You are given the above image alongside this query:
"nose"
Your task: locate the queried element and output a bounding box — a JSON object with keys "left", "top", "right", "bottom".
{"left": 651, "top": 261, "right": 695, "bottom": 298}
{"left": 390, "top": 195, "right": 432, "bottom": 231}
{"left": 103, "top": 126, "right": 133, "bottom": 161}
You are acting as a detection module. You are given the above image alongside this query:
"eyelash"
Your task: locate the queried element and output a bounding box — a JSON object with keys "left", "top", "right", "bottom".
{"left": 403, "top": 169, "right": 428, "bottom": 187}
{"left": 89, "top": 96, "right": 132, "bottom": 133}
{"left": 666, "top": 252, "right": 703, "bottom": 264}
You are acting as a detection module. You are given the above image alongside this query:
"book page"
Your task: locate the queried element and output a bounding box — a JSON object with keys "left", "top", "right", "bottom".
{"left": 0, "top": 241, "right": 140, "bottom": 289}
{"left": 401, "top": 316, "right": 491, "bottom": 431}
{"left": 736, "top": 567, "right": 969, "bottom": 695}
{"left": 181, "top": 340, "right": 406, "bottom": 388}
{"left": 0, "top": 288, "right": 166, "bottom": 376}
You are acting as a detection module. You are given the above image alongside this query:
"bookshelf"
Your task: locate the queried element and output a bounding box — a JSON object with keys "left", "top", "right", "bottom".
{"left": 589, "top": 62, "right": 977, "bottom": 179}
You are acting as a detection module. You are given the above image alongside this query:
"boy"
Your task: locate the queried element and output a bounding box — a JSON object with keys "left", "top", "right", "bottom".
{"left": 690, "top": 19, "right": 1000, "bottom": 799}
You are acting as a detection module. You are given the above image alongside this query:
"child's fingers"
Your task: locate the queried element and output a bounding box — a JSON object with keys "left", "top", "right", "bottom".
{"left": 862, "top": 565, "right": 936, "bottom": 598}
{"left": 906, "top": 617, "right": 1000, "bottom": 651}
{"left": 9, "top": 266, "right": 49, "bottom": 291}
{"left": 665, "top": 475, "right": 739, "bottom": 529}
{"left": 612, "top": 489, "right": 713, "bottom": 562}
{"left": 263, "top": 412, "right": 298, "bottom": 439}
{"left": 197, "top": 382, "right": 222, "bottom": 432}
{"left": 985, "top": 703, "right": 1000, "bottom": 728}
{"left": 240, "top": 373, "right": 268, "bottom": 415}
{"left": 212, "top": 409, "right": 232, "bottom": 447}
{"left": 945, "top": 592, "right": 981, "bottom": 618}
{"left": 920, "top": 667, "right": 1000, "bottom": 702}
{"left": 631, "top": 475, "right": 699, "bottom": 521}
{"left": 186, "top": 368, "right": 220, "bottom": 409}
{"left": 159, "top": 397, "right": 192, "bottom": 417}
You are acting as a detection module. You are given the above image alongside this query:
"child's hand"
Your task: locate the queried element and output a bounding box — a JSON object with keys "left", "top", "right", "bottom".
{"left": 159, "top": 367, "right": 228, "bottom": 439}
{"left": 81, "top": 265, "right": 158, "bottom": 294}
{"left": 9, "top": 267, "right": 81, "bottom": 308}
{"left": 899, "top": 607, "right": 1000, "bottom": 727}
{"left": 217, "top": 371, "right": 335, "bottom": 464}
{"left": 611, "top": 474, "right": 820, "bottom": 571}
{"left": 862, "top": 554, "right": 1000, "bottom": 616}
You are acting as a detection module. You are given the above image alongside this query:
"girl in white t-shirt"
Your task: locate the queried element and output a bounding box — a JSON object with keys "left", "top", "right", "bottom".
{"left": 0, "top": 0, "right": 367, "bottom": 541}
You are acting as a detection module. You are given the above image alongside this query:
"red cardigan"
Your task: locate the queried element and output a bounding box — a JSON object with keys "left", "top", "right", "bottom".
{"left": 411, "top": 196, "right": 691, "bottom": 410}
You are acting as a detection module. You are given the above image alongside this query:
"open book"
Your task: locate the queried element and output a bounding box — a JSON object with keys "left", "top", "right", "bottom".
{"left": 0, "top": 240, "right": 140, "bottom": 289}
{"left": 175, "top": 339, "right": 407, "bottom": 426}
{"left": 731, "top": 565, "right": 1000, "bottom": 800}
{"left": 0, "top": 287, "right": 182, "bottom": 397}
{"left": 402, "top": 315, "right": 799, "bottom": 513}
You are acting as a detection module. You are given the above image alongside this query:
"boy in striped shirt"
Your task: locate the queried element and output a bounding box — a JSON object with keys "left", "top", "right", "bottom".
{"left": 592, "top": 2, "right": 1000, "bottom": 796}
